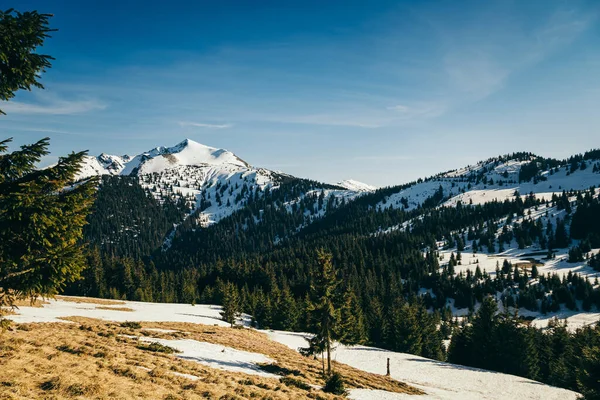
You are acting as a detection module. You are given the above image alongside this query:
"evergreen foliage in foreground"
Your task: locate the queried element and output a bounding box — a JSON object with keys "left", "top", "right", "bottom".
{"left": 0, "top": 137, "right": 97, "bottom": 309}
{"left": 220, "top": 281, "right": 241, "bottom": 327}
{"left": 323, "top": 372, "right": 347, "bottom": 395}
{"left": 0, "top": 9, "right": 55, "bottom": 115}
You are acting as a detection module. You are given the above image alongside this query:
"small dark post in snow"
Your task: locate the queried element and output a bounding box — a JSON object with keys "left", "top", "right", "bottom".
{"left": 386, "top": 358, "right": 390, "bottom": 376}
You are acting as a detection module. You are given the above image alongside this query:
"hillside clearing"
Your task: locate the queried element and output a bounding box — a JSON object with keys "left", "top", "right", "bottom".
{"left": 4, "top": 296, "right": 584, "bottom": 399}
{"left": 2, "top": 297, "right": 421, "bottom": 399}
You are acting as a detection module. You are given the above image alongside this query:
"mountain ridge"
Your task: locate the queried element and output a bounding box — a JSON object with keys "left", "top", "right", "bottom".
{"left": 76, "top": 139, "right": 600, "bottom": 232}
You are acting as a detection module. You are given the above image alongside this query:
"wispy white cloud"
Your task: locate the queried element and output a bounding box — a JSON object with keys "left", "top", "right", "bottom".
{"left": 178, "top": 121, "right": 233, "bottom": 129}
{"left": 353, "top": 155, "right": 415, "bottom": 161}
{"left": 19, "top": 127, "right": 75, "bottom": 135}
{"left": 386, "top": 103, "right": 447, "bottom": 120}
{"left": 241, "top": 100, "right": 448, "bottom": 128}
{"left": 2, "top": 95, "right": 106, "bottom": 115}
{"left": 267, "top": 114, "right": 382, "bottom": 128}
{"left": 386, "top": 105, "right": 410, "bottom": 112}
{"left": 440, "top": 5, "right": 595, "bottom": 102}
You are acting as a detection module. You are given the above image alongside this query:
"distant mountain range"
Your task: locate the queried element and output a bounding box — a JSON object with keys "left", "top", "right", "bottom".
{"left": 78, "top": 139, "right": 600, "bottom": 230}
{"left": 77, "top": 139, "right": 373, "bottom": 227}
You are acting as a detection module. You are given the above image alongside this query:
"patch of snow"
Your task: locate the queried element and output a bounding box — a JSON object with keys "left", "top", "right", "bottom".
{"left": 142, "top": 327, "right": 180, "bottom": 334}
{"left": 349, "top": 389, "right": 415, "bottom": 400}
{"left": 532, "top": 311, "right": 600, "bottom": 331}
{"left": 6, "top": 298, "right": 250, "bottom": 327}
{"left": 137, "top": 336, "right": 277, "bottom": 378}
{"left": 338, "top": 179, "right": 376, "bottom": 192}
{"left": 378, "top": 159, "right": 600, "bottom": 212}
{"left": 265, "top": 330, "right": 579, "bottom": 400}
{"left": 172, "top": 371, "right": 201, "bottom": 381}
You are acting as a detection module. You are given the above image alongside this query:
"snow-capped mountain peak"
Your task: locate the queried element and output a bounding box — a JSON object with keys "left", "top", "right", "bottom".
{"left": 337, "top": 179, "right": 376, "bottom": 192}
{"left": 75, "top": 139, "right": 376, "bottom": 230}
{"left": 119, "top": 139, "right": 250, "bottom": 175}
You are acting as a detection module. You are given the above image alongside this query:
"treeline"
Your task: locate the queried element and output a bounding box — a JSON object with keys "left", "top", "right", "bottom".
{"left": 449, "top": 297, "right": 600, "bottom": 397}
{"left": 66, "top": 247, "right": 447, "bottom": 360}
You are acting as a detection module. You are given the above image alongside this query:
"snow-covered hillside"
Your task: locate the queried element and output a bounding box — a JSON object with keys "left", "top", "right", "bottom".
{"left": 119, "top": 139, "right": 249, "bottom": 176}
{"left": 79, "top": 143, "right": 600, "bottom": 230}
{"left": 267, "top": 330, "right": 578, "bottom": 400}
{"left": 77, "top": 153, "right": 131, "bottom": 179}
{"left": 6, "top": 296, "right": 580, "bottom": 400}
{"left": 78, "top": 139, "right": 369, "bottom": 228}
{"left": 338, "top": 179, "right": 376, "bottom": 192}
{"left": 377, "top": 153, "right": 600, "bottom": 212}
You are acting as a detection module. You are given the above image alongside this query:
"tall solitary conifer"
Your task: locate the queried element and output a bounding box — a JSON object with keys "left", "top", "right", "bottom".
{"left": 301, "top": 249, "right": 340, "bottom": 375}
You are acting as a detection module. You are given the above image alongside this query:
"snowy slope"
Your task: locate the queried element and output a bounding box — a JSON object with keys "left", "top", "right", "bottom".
{"left": 135, "top": 336, "right": 277, "bottom": 378}
{"left": 77, "top": 139, "right": 247, "bottom": 178}
{"left": 120, "top": 139, "right": 249, "bottom": 175}
{"left": 77, "top": 139, "right": 369, "bottom": 228}
{"left": 265, "top": 331, "right": 578, "bottom": 400}
{"left": 338, "top": 179, "right": 376, "bottom": 192}
{"left": 436, "top": 189, "right": 600, "bottom": 278}
{"left": 444, "top": 165, "right": 600, "bottom": 207}
{"left": 410, "top": 187, "right": 600, "bottom": 331}
{"left": 7, "top": 296, "right": 579, "bottom": 400}
{"left": 78, "top": 144, "right": 600, "bottom": 229}
{"left": 377, "top": 155, "right": 600, "bottom": 211}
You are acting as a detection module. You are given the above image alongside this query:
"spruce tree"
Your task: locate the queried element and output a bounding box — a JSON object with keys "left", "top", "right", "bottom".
{"left": 220, "top": 282, "right": 241, "bottom": 327}
{"left": 0, "top": 8, "right": 97, "bottom": 310}
{"left": 338, "top": 288, "right": 367, "bottom": 345}
{"left": 0, "top": 9, "right": 54, "bottom": 114}
{"left": 302, "top": 249, "right": 340, "bottom": 375}
{"left": 0, "top": 138, "right": 97, "bottom": 310}
{"left": 471, "top": 296, "right": 498, "bottom": 370}
{"left": 578, "top": 345, "right": 600, "bottom": 400}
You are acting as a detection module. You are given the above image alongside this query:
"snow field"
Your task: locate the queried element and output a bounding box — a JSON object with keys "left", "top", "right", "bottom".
{"left": 265, "top": 330, "right": 580, "bottom": 400}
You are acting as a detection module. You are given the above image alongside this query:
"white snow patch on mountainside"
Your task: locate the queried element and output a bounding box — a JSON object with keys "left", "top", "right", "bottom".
{"left": 135, "top": 336, "right": 277, "bottom": 378}
{"left": 337, "top": 179, "right": 376, "bottom": 192}
{"left": 437, "top": 190, "right": 600, "bottom": 279}
{"left": 76, "top": 139, "right": 248, "bottom": 178}
{"left": 377, "top": 157, "right": 600, "bottom": 212}
{"left": 7, "top": 297, "right": 249, "bottom": 326}
{"left": 120, "top": 139, "right": 248, "bottom": 175}
{"left": 76, "top": 155, "right": 124, "bottom": 179}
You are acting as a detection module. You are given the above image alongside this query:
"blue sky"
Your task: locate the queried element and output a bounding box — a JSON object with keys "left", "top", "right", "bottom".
{"left": 3, "top": 0, "right": 600, "bottom": 187}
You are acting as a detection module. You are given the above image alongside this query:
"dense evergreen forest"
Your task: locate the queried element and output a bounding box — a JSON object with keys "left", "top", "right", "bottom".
{"left": 65, "top": 159, "right": 600, "bottom": 394}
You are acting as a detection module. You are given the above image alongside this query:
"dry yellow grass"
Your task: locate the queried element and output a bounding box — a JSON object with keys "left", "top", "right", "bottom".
{"left": 1, "top": 321, "right": 344, "bottom": 399}
{"left": 55, "top": 295, "right": 126, "bottom": 306}
{"left": 11, "top": 297, "right": 49, "bottom": 308}
{"left": 0, "top": 308, "right": 17, "bottom": 316}
{"left": 65, "top": 317, "right": 423, "bottom": 396}
{"left": 95, "top": 306, "right": 135, "bottom": 312}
